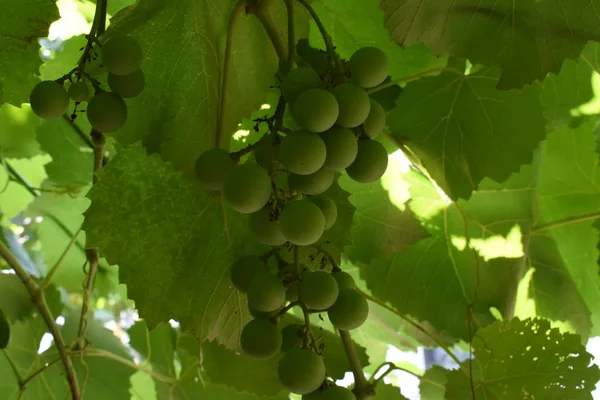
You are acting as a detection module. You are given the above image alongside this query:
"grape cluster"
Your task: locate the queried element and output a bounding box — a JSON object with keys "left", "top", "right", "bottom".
{"left": 29, "top": 36, "right": 145, "bottom": 133}
{"left": 193, "top": 46, "right": 389, "bottom": 398}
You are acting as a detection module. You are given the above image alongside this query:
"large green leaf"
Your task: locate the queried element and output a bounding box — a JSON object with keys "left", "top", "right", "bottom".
{"left": 445, "top": 317, "right": 600, "bottom": 399}
{"left": 83, "top": 143, "right": 264, "bottom": 349}
{"left": 0, "top": 1, "right": 59, "bottom": 106}
{"left": 380, "top": 0, "right": 600, "bottom": 89}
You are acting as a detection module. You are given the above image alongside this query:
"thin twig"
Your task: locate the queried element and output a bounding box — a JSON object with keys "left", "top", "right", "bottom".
{"left": 40, "top": 227, "right": 82, "bottom": 290}
{"left": 2, "top": 349, "right": 24, "bottom": 385}
{"left": 366, "top": 67, "right": 463, "bottom": 94}
{"left": 370, "top": 361, "right": 422, "bottom": 385}
{"left": 5, "top": 161, "right": 40, "bottom": 197}
{"left": 21, "top": 356, "right": 63, "bottom": 387}
{"left": 61, "top": 115, "right": 94, "bottom": 148}
{"left": 339, "top": 330, "right": 373, "bottom": 400}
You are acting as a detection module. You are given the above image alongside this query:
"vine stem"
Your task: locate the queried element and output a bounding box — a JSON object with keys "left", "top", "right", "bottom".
{"left": 0, "top": 242, "right": 81, "bottom": 400}
{"left": 216, "top": 0, "right": 246, "bottom": 149}
{"left": 370, "top": 361, "right": 422, "bottom": 384}
{"left": 284, "top": 0, "right": 296, "bottom": 72}
{"left": 250, "top": 0, "right": 289, "bottom": 62}
{"left": 366, "top": 67, "right": 463, "bottom": 94}
{"left": 339, "top": 330, "right": 373, "bottom": 400}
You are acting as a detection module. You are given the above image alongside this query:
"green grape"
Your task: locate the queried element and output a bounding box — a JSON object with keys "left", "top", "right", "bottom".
{"left": 281, "top": 323, "right": 304, "bottom": 351}
{"left": 240, "top": 319, "right": 282, "bottom": 359}
{"left": 289, "top": 168, "right": 334, "bottom": 195}
{"left": 67, "top": 81, "right": 90, "bottom": 102}
{"left": 345, "top": 140, "right": 388, "bottom": 183}
{"left": 101, "top": 36, "right": 144, "bottom": 76}
{"left": 278, "top": 131, "right": 327, "bottom": 175}
{"left": 309, "top": 195, "right": 337, "bottom": 230}
{"left": 331, "top": 83, "right": 371, "bottom": 128}
{"left": 247, "top": 272, "right": 286, "bottom": 312}
{"left": 327, "top": 289, "right": 369, "bottom": 330}
{"left": 348, "top": 46, "right": 389, "bottom": 89}
{"left": 318, "top": 386, "right": 355, "bottom": 399}
{"left": 230, "top": 255, "right": 267, "bottom": 293}
{"left": 291, "top": 89, "right": 339, "bottom": 133}
{"left": 194, "top": 148, "right": 235, "bottom": 191}
{"left": 29, "top": 80, "right": 69, "bottom": 119}
{"left": 249, "top": 304, "right": 282, "bottom": 319}
{"left": 320, "top": 127, "right": 358, "bottom": 171}
{"left": 86, "top": 92, "right": 128, "bottom": 132}
{"left": 223, "top": 164, "right": 272, "bottom": 213}
{"left": 331, "top": 271, "right": 356, "bottom": 290}
{"left": 107, "top": 69, "right": 145, "bottom": 98}
{"left": 279, "top": 200, "right": 325, "bottom": 246}
{"left": 249, "top": 207, "right": 286, "bottom": 246}
{"left": 278, "top": 349, "right": 326, "bottom": 394}
{"left": 362, "top": 99, "right": 385, "bottom": 139}
{"left": 282, "top": 67, "right": 323, "bottom": 104}
{"left": 253, "top": 136, "right": 276, "bottom": 172}
{"left": 286, "top": 281, "right": 299, "bottom": 302}
{"left": 300, "top": 271, "right": 339, "bottom": 310}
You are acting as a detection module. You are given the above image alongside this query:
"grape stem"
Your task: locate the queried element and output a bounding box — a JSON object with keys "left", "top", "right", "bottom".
{"left": 249, "top": 0, "right": 289, "bottom": 63}
{"left": 76, "top": 0, "right": 108, "bottom": 77}
{"left": 339, "top": 330, "right": 373, "bottom": 400}
{"left": 366, "top": 67, "right": 463, "bottom": 94}
{"left": 369, "top": 361, "right": 422, "bottom": 385}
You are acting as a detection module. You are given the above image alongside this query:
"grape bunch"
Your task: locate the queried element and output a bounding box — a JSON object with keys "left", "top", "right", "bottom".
{"left": 29, "top": 35, "right": 145, "bottom": 133}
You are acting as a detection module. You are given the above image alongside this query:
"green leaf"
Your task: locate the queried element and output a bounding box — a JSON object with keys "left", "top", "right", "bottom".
{"left": 380, "top": 0, "right": 600, "bottom": 89}
{"left": 101, "top": 0, "right": 284, "bottom": 176}
{"left": 84, "top": 143, "right": 264, "bottom": 349}
{"left": 0, "top": 104, "right": 40, "bottom": 159}
{"left": 445, "top": 317, "right": 600, "bottom": 399}
{"left": 418, "top": 366, "right": 447, "bottom": 400}
{"left": 0, "top": 0, "right": 59, "bottom": 106}
{"left": 0, "top": 275, "right": 35, "bottom": 322}
{"left": 130, "top": 370, "right": 157, "bottom": 400}
{"left": 373, "top": 384, "right": 408, "bottom": 399}
{"left": 387, "top": 69, "right": 546, "bottom": 200}
{"left": 0, "top": 308, "right": 9, "bottom": 348}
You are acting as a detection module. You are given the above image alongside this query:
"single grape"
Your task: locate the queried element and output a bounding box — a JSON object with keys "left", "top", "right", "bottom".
{"left": 279, "top": 200, "right": 325, "bottom": 246}
{"left": 318, "top": 386, "right": 356, "bottom": 399}
{"left": 278, "top": 131, "right": 327, "bottom": 175}
{"left": 249, "top": 304, "right": 282, "bottom": 319}
{"left": 278, "top": 349, "right": 326, "bottom": 394}
{"left": 86, "top": 92, "right": 128, "bottom": 132}
{"left": 67, "top": 81, "right": 90, "bottom": 102}
{"left": 223, "top": 164, "right": 272, "bottom": 213}
{"left": 349, "top": 46, "right": 389, "bottom": 89}
{"left": 362, "top": 99, "right": 385, "bottom": 139}
{"left": 345, "top": 140, "right": 388, "bottom": 183}
{"left": 291, "top": 89, "right": 339, "bottom": 133}
{"left": 107, "top": 69, "right": 145, "bottom": 98}
{"left": 253, "top": 136, "right": 276, "bottom": 172}
{"left": 320, "top": 127, "right": 358, "bottom": 171}
{"left": 309, "top": 195, "right": 337, "bottom": 230}
{"left": 230, "top": 255, "right": 267, "bottom": 293}
{"left": 331, "top": 271, "right": 356, "bottom": 290}
{"left": 281, "top": 323, "right": 304, "bottom": 351}
{"left": 331, "top": 83, "right": 371, "bottom": 128}
{"left": 282, "top": 67, "right": 323, "bottom": 104}
{"left": 286, "top": 281, "right": 299, "bottom": 302}
{"left": 194, "top": 148, "right": 235, "bottom": 191}
{"left": 29, "top": 80, "right": 69, "bottom": 119}
{"left": 240, "top": 319, "right": 282, "bottom": 359}
{"left": 289, "top": 168, "right": 334, "bottom": 195}
{"left": 327, "top": 289, "right": 369, "bottom": 330}
{"left": 101, "top": 36, "right": 144, "bottom": 76}
{"left": 247, "top": 272, "right": 286, "bottom": 312}
{"left": 300, "top": 271, "right": 339, "bottom": 310}
{"left": 248, "top": 207, "right": 286, "bottom": 246}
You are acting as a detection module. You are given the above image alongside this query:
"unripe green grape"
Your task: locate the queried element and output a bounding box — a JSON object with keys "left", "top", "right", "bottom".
{"left": 318, "top": 386, "right": 356, "bottom": 399}
{"left": 292, "top": 89, "right": 339, "bottom": 133}
{"left": 230, "top": 255, "right": 267, "bottom": 292}
{"left": 86, "top": 92, "right": 128, "bottom": 132}
{"left": 101, "top": 36, "right": 144, "bottom": 76}
{"left": 278, "top": 349, "right": 326, "bottom": 394}
{"left": 29, "top": 80, "right": 69, "bottom": 119}
{"left": 248, "top": 207, "right": 286, "bottom": 246}
{"left": 279, "top": 131, "right": 326, "bottom": 175}
{"left": 309, "top": 195, "right": 337, "bottom": 230}
{"left": 194, "top": 148, "right": 235, "bottom": 191}
{"left": 107, "top": 69, "right": 145, "bottom": 98}
{"left": 327, "top": 289, "right": 369, "bottom": 330}
{"left": 223, "top": 164, "right": 272, "bottom": 213}
{"left": 240, "top": 319, "right": 282, "bottom": 359}
{"left": 331, "top": 83, "right": 370, "bottom": 128}
{"left": 362, "top": 99, "right": 385, "bottom": 139}
{"left": 300, "top": 271, "right": 339, "bottom": 310}
{"left": 247, "top": 272, "right": 286, "bottom": 312}
{"left": 279, "top": 200, "right": 325, "bottom": 246}
{"left": 281, "top": 323, "right": 304, "bottom": 351}
{"left": 286, "top": 281, "right": 299, "bottom": 302}
{"left": 320, "top": 127, "right": 358, "bottom": 171}
{"left": 331, "top": 271, "right": 356, "bottom": 290}
{"left": 249, "top": 304, "right": 282, "bottom": 319}
{"left": 253, "top": 136, "right": 276, "bottom": 172}
{"left": 345, "top": 140, "right": 388, "bottom": 183}
{"left": 282, "top": 67, "right": 323, "bottom": 104}
{"left": 349, "top": 46, "right": 389, "bottom": 89}
{"left": 289, "top": 168, "right": 334, "bottom": 195}
{"left": 67, "top": 81, "right": 90, "bottom": 102}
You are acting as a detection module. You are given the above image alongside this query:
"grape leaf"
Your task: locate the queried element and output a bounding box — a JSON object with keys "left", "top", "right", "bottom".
{"left": 418, "top": 366, "right": 447, "bottom": 400}
{"left": 83, "top": 143, "right": 266, "bottom": 349}
{"left": 0, "top": 0, "right": 59, "bottom": 106}
{"left": 387, "top": 69, "right": 545, "bottom": 200}
{"left": 445, "top": 317, "right": 600, "bottom": 399}
{"left": 130, "top": 370, "right": 157, "bottom": 400}
{"left": 373, "top": 384, "right": 408, "bottom": 399}
{"left": 0, "top": 104, "right": 40, "bottom": 159}
{"left": 0, "top": 275, "right": 35, "bottom": 322}
{"left": 0, "top": 308, "right": 9, "bottom": 348}
{"left": 380, "top": 0, "right": 600, "bottom": 89}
